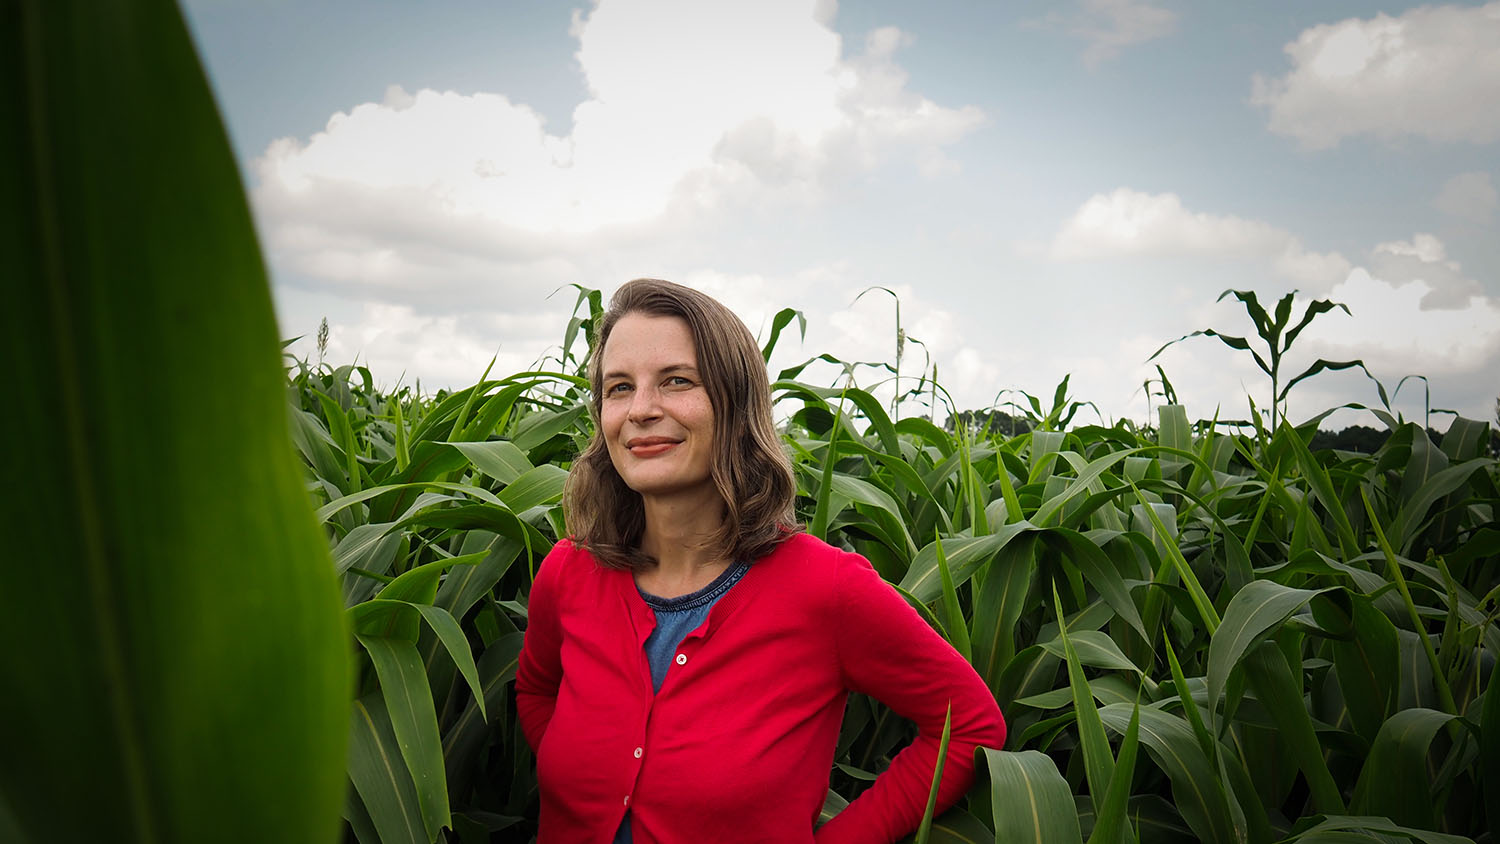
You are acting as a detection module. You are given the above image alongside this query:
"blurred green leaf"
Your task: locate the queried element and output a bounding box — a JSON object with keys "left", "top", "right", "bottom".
{"left": 3, "top": 1, "right": 349, "bottom": 841}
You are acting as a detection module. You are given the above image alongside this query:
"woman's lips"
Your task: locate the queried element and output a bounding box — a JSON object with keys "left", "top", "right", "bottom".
{"left": 627, "top": 438, "right": 681, "bottom": 457}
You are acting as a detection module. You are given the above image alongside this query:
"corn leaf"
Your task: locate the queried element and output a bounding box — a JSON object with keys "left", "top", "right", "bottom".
{"left": 1311, "top": 592, "right": 1398, "bottom": 743}
{"left": 936, "top": 537, "right": 972, "bottom": 662}
{"left": 1242, "top": 642, "right": 1344, "bottom": 813}
{"left": 1098, "top": 704, "right": 1239, "bottom": 844}
{"left": 1054, "top": 587, "right": 1116, "bottom": 818}
{"left": 1039, "top": 530, "right": 1149, "bottom": 640}
{"left": 1390, "top": 459, "right": 1495, "bottom": 553}
{"left": 1207, "top": 580, "right": 1329, "bottom": 715}
{"left": 357, "top": 635, "right": 449, "bottom": 840}
{"left": 445, "top": 440, "right": 534, "bottom": 485}
{"left": 971, "top": 535, "right": 1038, "bottom": 691}
{"left": 1288, "top": 815, "right": 1471, "bottom": 844}
{"left": 1482, "top": 674, "right": 1500, "bottom": 838}
{"left": 913, "top": 704, "right": 952, "bottom": 844}
{"left": 348, "top": 694, "right": 428, "bottom": 844}
{"left": 1086, "top": 700, "right": 1139, "bottom": 844}
{"left": 411, "top": 604, "right": 486, "bottom": 722}
{"left": 1284, "top": 426, "right": 1359, "bottom": 557}
{"left": 1350, "top": 708, "right": 1461, "bottom": 829}
{"left": 442, "top": 633, "right": 526, "bottom": 794}
{"left": 981, "top": 749, "right": 1084, "bottom": 844}
{"left": 497, "top": 463, "right": 569, "bottom": 513}
{"left": 902, "top": 522, "right": 1037, "bottom": 603}
{"left": 4, "top": 1, "right": 349, "bottom": 840}
{"left": 1039, "top": 631, "right": 1142, "bottom": 674}
{"left": 896, "top": 809, "right": 995, "bottom": 844}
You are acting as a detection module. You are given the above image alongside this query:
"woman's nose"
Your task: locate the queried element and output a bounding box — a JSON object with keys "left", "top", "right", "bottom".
{"left": 626, "top": 386, "right": 662, "bottom": 422}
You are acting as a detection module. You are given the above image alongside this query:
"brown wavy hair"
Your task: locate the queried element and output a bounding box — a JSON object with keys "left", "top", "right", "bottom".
{"left": 563, "top": 278, "right": 799, "bottom": 569}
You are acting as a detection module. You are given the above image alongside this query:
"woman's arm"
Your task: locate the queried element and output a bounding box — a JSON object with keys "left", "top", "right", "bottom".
{"left": 816, "top": 551, "right": 1006, "bottom": 844}
{"left": 514, "top": 542, "right": 567, "bottom": 750}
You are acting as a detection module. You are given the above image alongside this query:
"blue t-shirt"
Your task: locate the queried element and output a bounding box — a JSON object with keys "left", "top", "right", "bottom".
{"left": 613, "top": 560, "right": 749, "bottom": 844}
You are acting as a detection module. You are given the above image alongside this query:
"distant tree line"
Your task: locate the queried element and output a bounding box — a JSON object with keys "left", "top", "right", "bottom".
{"left": 946, "top": 410, "right": 1500, "bottom": 457}
{"left": 1299, "top": 423, "right": 1499, "bottom": 456}
{"left": 947, "top": 410, "right": 1033, "bottom": 438}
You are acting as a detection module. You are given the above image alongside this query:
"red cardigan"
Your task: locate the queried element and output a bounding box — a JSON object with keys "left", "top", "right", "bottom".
{"left": 515, "top": 533, "right": 1006, "bottom": 844}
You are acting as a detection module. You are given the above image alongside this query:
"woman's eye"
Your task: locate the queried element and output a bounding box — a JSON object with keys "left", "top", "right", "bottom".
{"left": 605, "top": 382, "right": 632, "bottom": 395}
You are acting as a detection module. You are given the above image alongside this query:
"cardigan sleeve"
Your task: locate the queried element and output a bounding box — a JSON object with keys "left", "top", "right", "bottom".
{"left": 514, "top": 541, "right": 567, "bottom": 751}
{"left": 815, "top": 551, "right": 1006, "bottom": 844}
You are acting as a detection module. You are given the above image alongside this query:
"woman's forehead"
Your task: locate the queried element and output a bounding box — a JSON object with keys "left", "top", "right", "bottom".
{"left": 601, "top": 313, "right": 699, "bottom": 372}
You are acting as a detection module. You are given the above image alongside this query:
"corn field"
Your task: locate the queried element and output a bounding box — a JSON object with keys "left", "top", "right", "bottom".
{"left": 6, "top": 2, "right": 1498, "bottom": 843}
{"left": 283, "top": 287, "right": 1500, "bottom": 843}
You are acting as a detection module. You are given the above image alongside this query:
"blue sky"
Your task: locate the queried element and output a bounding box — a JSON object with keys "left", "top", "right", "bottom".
{"left": 183, "top": 0, "right": 1500, "bottom": 428}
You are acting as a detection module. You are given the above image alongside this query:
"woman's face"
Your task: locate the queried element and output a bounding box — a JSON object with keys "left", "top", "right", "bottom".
{"left": 598, "top": 312, "right": 717, "bottom": 503}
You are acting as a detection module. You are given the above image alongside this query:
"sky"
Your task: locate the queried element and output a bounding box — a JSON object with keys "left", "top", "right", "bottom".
{"left": 181, "top": 0, "right": 1500, "bottom": 430}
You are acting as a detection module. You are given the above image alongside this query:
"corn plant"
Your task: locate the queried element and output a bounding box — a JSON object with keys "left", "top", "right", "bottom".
{"left": 6, "top": 1, "right": 349, "bottom": 841}
{"left": 1151, "top": 289, "right": 1369, "bottom": 431}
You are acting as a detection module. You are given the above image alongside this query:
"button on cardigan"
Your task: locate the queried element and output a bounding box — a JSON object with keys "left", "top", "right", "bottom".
{"left": 515, "top": 533, "right": 1007, "bottom": 844}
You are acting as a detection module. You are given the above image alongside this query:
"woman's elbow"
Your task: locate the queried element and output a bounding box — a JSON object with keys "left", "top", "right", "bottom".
{"left": 957, "top": 696, "right": 1007, "bottom": 756}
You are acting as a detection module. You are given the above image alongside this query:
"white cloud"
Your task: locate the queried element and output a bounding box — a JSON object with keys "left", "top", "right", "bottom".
{"left": 1434, "top": 171, "right": 1498, "bottom": 224}
{"left": 1293, "top": 270, "right": 1500, "bottom": 425}
{"left": 295, "top": 302, "right": 570, "bottom": 391}
{"left": 1274, "top": 242, "right": 1355, "bottom": 287}
{"left": 1033, "top": 0, "right": 1178, "bottom": 67}
{"left": 252, "top": 0, "right": 982, "bottom": 304}
{"left": 1251, "top": 2, "right": 1500, "bottom": 149}
{"left": 1052, "top": 189, "right": 1279, "bottom": 256}
{"left": 1049, "top": 188, "right": 1352, "bottom": 287}
{"left": 1309, "top": 269, "right": 1500, "bottom": 375}
{"left": 1049, "top": 191, "right": 1488, "bottom": 313}
{"left": 1367, "top": 233, "right": 1484, "bottom": 310}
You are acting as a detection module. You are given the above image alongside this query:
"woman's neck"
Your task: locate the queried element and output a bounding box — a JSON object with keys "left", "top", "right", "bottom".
{"left": 637, "top": 492, "right": 728, "bottom": 590}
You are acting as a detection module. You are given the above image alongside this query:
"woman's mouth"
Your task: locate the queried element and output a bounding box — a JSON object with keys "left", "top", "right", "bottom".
{"left": 626, "top": 437, "right": 681, "bottom": 457}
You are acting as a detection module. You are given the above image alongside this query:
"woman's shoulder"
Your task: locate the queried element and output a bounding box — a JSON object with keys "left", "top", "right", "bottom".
{"left": 756, "top": 532, "right": 873, "bottom": 586}
{"left": 537, "top": 539, "right": 622, "bottom": 588}
{"left": 773, "top": 531, "right": 875, "bottom": 561}
{"left": 539, "top": 538, "right": 584, "bottom": 571}
{"left": 762, "top": 531, "right": 833, "bottom": 562}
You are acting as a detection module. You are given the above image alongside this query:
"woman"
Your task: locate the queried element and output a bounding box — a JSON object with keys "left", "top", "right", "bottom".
{"left": 516, "top": 279, "right": 1006, "bottom": 844}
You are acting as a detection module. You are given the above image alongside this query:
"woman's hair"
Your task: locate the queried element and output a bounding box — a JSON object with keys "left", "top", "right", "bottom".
{"left": 564, "top": 278, "right": 799, "bottom": 569}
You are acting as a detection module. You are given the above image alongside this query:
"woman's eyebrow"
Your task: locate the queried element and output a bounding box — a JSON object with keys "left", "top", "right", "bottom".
{"left": 600, "top": 363, "right": 698, "bottom": 380}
